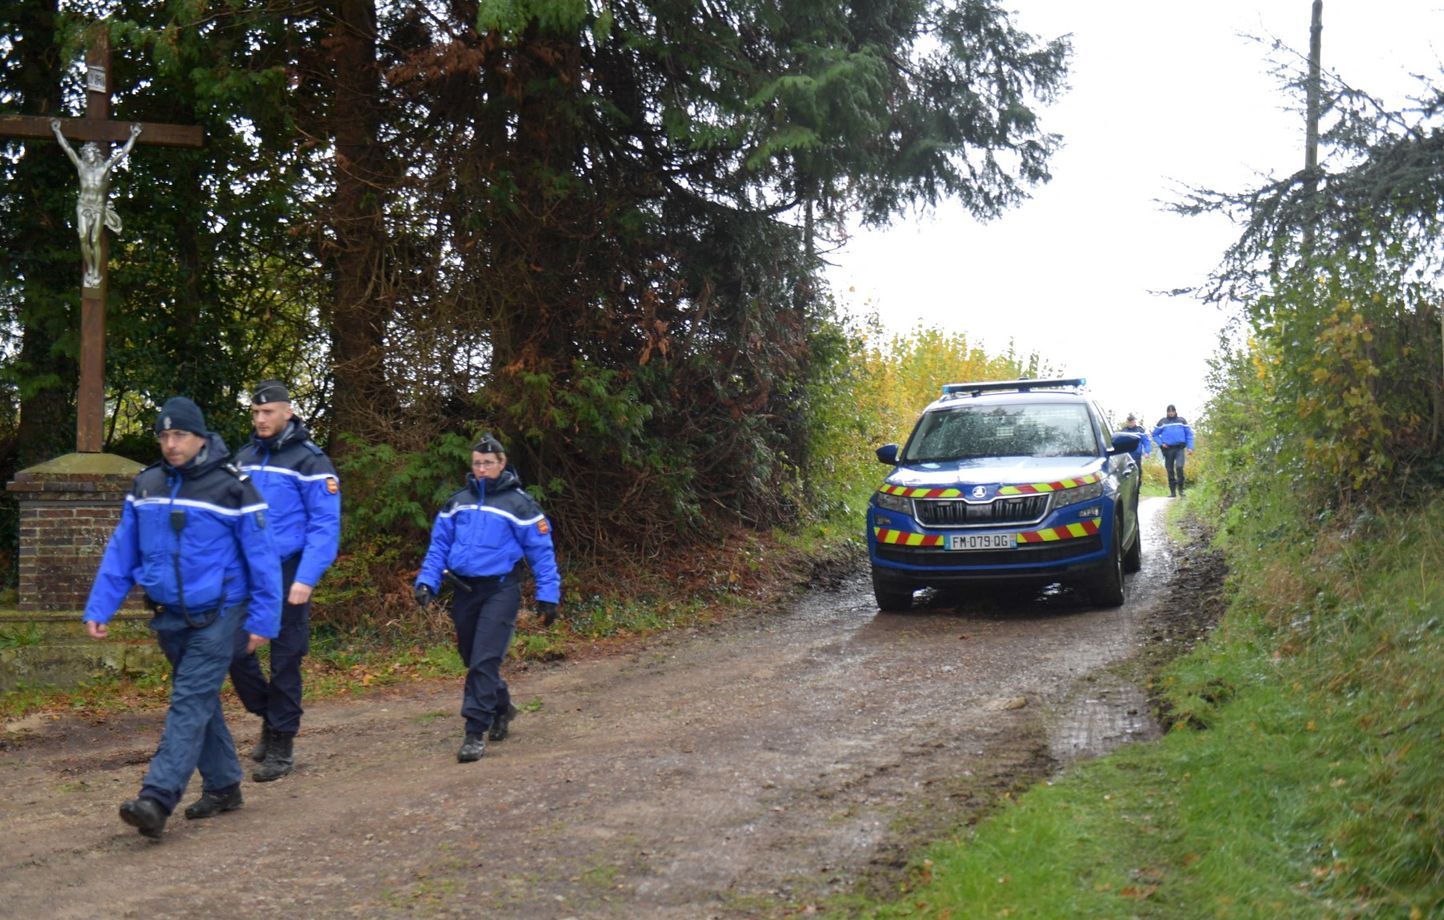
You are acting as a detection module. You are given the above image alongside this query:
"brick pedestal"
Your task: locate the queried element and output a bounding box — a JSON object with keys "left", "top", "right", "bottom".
{"left": 7, "top": 452, "right": 144, "bottom": 612}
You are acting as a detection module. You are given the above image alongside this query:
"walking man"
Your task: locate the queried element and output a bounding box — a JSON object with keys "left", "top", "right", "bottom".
{"left": 84, "top": 397, "right": 280, "bottom": 838}
{"left": 1151, "top": 404, "right": 1195, "bottom": 497}
{"left": 414, "top": 434, "right": 561, "bottom": 762}
{"left": 1120, "top": 413, "right": 1151, "bottom": 472}
{"left": 230, "top": 381, "right": 341, "bottom": 782}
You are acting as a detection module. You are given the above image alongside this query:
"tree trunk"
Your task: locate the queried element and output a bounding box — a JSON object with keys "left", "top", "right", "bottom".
{"left": 324, "top": 0, "right": 393, "bottom": 453}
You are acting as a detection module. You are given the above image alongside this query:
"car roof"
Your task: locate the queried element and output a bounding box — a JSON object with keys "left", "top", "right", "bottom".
{"left": 923, "top": 378, "right": 1092, "bottom": 413}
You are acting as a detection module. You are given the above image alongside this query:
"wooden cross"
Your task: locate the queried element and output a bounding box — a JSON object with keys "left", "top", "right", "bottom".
{"left": 0, "top": 28, "right": 203, "bottom": 454}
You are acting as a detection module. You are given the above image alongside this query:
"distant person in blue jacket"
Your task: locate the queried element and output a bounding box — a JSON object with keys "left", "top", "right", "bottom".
{"left": 83, "top": 397, "right": 281, "bottom": 839}
{"left": 1120, "top": 413, "right": 1151, "bottom": 472}
{"left": 414, "top": 434, "right": 562, "bottom": 763}
{"left": 229, "top": 380, "right": 341, "bottom": 784}
{"left": 1152, "top": 404, "right": 1195, "bottom": 497}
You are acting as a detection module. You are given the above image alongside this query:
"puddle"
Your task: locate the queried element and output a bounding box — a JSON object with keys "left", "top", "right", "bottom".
{"left": 1046, "top": 671, "right": 1161, "bottom": 764}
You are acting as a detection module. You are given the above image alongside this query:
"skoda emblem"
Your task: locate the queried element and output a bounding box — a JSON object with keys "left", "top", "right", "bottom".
{"left": 971, "top": 485, "right": 987, "bottom": 499}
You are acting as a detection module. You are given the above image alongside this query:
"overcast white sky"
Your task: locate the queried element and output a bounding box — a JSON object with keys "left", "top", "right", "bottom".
{"left": 826, "top": 1, "right": 1444, "bottom": 426}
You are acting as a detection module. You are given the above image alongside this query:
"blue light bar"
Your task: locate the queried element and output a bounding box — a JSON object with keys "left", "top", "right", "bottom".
{"left": 940, "top": 377, "right": 1087, "bottom": 396}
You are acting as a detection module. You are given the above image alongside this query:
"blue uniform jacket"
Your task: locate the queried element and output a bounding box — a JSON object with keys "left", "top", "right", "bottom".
{"left": 416, "top": 468, "right": 561, "bottom": 604}
{"left": 235, "top": 417, "right": 341, "bottom": 589}
{"left": 84, "top": 433, "right": 282, "bottom": 638}
{"left": 1152, "top": 416, "right": 1195, "bottom": 450}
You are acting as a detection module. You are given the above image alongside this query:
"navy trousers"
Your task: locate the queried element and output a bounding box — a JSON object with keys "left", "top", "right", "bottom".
{"left": 450, "top": 577, "right": 520, "bottom": 735}
{"left": 1160, "top": 445, "right": 1188, "bottom": 493}
{"left": 142, "top": 603, "right": 247, "bottom": 812}
{"left": 231, "top": 555, "right": 309, "bottom": 734}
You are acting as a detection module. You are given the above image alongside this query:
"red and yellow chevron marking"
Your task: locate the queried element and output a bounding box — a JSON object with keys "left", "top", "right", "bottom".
{"left": 873, "top": 527, "right": 945, "bottom": 547}
{"left": 997, "top": 471, "right": 1103, "bottom": 495}
{"left": 1017, "top": 520, "right": 1100, "bottom": 543}
{"left": 879, "top": 483, "right": 965, "bottom": 499}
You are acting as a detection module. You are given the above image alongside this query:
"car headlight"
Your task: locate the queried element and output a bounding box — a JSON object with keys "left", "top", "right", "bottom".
{"left": 1052, "top": 480, "right": 1104, "bottom": 509}
{"left": 873, "top": 490, "right": 912, "bottom": 515}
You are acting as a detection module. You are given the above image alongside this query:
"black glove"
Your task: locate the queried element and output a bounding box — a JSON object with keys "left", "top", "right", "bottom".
{"left": 536, "top": 601, "right": 559, "bottom": 627}
{"left": 414, "top": 583, "right": 435, "bottom": 609}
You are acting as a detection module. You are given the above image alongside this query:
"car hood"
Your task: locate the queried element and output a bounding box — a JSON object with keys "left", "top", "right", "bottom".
{"left": 886, "top": 457, "right": 1105, "bottom": 489}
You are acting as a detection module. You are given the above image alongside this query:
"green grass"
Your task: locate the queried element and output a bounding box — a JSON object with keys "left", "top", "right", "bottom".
{"left": 0, "top": 545, "right": 810, "bottom": 720}
{"left": 848, "top": 487, "right": 1444, "bottom": 919}
{"left": 0, "top": 622, "right": 43, "bottom": 648}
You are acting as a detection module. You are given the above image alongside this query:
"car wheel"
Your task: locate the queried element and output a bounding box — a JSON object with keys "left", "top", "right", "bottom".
{"left": 871, "top": 569, "right": 914, "bottom": 612}
{"left": 1089, "top": 524, "right": 1125, "bottom": 607}
{"left": 1123, "top": 514, "right": 1142, "bottom": 573}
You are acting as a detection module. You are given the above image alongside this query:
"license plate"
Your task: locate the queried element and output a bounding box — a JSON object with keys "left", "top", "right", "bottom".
{"left": 948, "top": 532, "right": 1016, "bottom": 551}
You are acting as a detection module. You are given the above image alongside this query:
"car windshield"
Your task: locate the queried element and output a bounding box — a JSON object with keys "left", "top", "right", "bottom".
{"left": 902, "top": 403, "right": 1097, "bottom": 462}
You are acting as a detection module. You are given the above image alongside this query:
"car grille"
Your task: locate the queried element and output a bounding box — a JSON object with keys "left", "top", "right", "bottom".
{"left": 875, "top": 536, "right": 1102, "bottom": 567}
{"left": 913, "top": 495, "right": 1049, "bottom": 527}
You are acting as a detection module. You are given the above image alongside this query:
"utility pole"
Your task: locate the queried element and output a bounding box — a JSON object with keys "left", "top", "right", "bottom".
{"left": 1302, "top": 0, "right": 1323, "bottom": 255}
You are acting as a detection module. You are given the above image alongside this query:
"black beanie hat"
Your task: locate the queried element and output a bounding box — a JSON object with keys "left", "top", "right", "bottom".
{"left": 251, "top": 380, "right": 291, "bottom": 405}
{"left": 472, "top": 433, "right": 506, "bottom": 455}
{"left": 155, "top": 397, "right": 208, "bottom": 436}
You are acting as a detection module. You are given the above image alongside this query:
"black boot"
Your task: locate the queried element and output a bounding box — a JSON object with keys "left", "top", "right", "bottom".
{"left": 250, "top": 722, "right": 273, "bottom": 763}
{"left": 489, "top": 703, "right": 518, "bottom": 742}
{"left": 253, "top": 731, "right": 294, "bottom": 782}
{"left": 119, "top": 797, "right": 169, "bottom": 839}
{"left": 184, "top": 786, "right": 244, "bottom": 820}
{"left": 457, "top": 732, "right": 486, "bottom": 763}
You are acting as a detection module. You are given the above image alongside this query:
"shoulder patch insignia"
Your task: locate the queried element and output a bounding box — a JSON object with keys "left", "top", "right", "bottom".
{"left": 537, "top": 518, "right": 550, "bottom": 535}
{"left": 326, "top": 477, "right": 339, "bottom": 495}
{"left": 256, "top": 510, "right": 267, "bottom": 529}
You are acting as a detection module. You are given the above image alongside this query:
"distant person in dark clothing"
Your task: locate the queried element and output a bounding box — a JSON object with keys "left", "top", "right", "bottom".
{"left": 1152, "top": 405, "right": 1195, "bottom": 497}
{"left": 1120, "top": 413, "right": 1151, "bottom": 472}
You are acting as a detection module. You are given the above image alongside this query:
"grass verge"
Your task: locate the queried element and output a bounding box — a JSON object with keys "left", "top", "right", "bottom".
{"left": 848, "top": 491, "right": 1444, "bottom": 918}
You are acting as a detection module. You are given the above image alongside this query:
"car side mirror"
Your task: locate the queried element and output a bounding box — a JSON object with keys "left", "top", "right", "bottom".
{"left": 876, "top": 444, "right": 899, "bottom": 465}
{"left": 1109, "top": 432, "right": 1141, "bottom": 456}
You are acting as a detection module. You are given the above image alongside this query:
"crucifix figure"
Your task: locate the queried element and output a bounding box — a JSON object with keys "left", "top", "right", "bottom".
{"left": 51, "top": 119, "right": 142, "bottom": 289}
{"left": 0, "top": 27, "right": 203, "bottom": 453}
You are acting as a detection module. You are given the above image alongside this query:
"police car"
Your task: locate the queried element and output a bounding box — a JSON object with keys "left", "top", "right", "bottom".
{"left": 867, "top": 378, "right": 1142, "bottom": 610}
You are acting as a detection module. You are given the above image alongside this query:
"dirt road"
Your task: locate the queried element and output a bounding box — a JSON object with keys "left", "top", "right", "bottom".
{"left": 0, "top": 498, "right": 1216, "bottom": 918}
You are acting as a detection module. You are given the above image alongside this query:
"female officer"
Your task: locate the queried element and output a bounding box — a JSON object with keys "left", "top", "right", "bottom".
{"left": 414, "top": 435, "right": 561, "bottom": 762}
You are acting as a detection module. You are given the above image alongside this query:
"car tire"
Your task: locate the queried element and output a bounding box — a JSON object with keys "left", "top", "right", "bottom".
{"left": 1123, "top": 485, "right": 1143, "bottom": 573}
{"left": 871, "top": 570, "right": 914, "bottom": 612}
{"left": 1123, "top": 515, "right": 1142, "bottom": 573}
{"left": 1089, "top": 524, "right": 1125, "bottom": 607}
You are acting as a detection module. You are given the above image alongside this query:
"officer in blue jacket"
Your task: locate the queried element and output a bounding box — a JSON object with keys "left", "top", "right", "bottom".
{"left": 1120, "top": 413, "right": 1151, "bottom": 471}
{"left": 415, "top": 434, "right": 561, "bottom": 763}
{"left": 229, "top": 380, "right": 341, "bottom": 783}
{"left": 84, "top": 397, "right": 281, "bottom": 839}
{"left": 1151, "top": 404, "right": 1195, "bottom": 497}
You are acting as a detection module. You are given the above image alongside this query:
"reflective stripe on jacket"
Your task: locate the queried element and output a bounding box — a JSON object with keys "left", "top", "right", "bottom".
{"left": 84, "top": 433, "right": 283, "bottom": 638}
{"left": 417, "top": 468, "right": 561, "bottom": 604}
{"left": 236, "top": 417, "right": 341, "bottom": 588}
{"left": 1151, "top": 417, "right": 1195, "bottom": 450}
